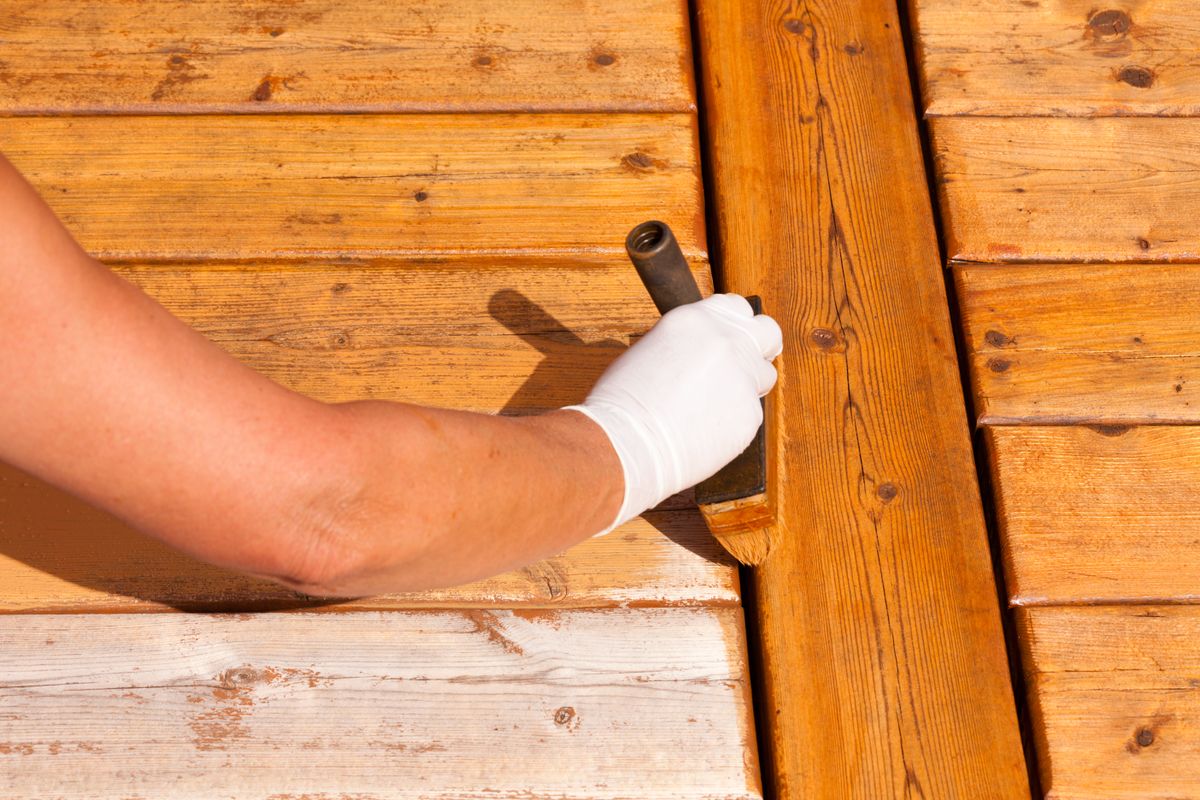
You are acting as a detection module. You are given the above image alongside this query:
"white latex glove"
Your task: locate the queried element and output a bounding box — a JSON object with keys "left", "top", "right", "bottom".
{"left": 566, "top": 293, "right": 783, "bottom": 534}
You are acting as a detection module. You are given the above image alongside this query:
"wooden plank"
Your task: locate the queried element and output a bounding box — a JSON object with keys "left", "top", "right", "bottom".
{"left": 1019, "top": 605, "right": 1200, "bottom": 799}
{"left": 912, "top": 0, "right": 1200, "bottom": 117}
{"left": 0, "top": 0, "right": 694, "bottom": 114}
{"left": 988, "top": 425, "right": 1200, "bottom": 606}
{"left": 0, "top": 258, "right": 734, "bottom": 612}
{"left": 0, "top": 459, "right": 733, "bottom": 612}
{"left": 0, "top": 608, "right": 761, "bottom": 798}
{"left": 956, "top": 263, "right": 1200, "bottom": 424}
{"left": 695, "top": 0, "right": 1027, "bottom": 795}
{"left": 106, "top": 260, "right": 711, "bottom": 411}
{"left": 932, "top": 117, "right": 1200, "bottom": 263}
{"left": 0, "top": 114, "right": 705, "bottom": 262}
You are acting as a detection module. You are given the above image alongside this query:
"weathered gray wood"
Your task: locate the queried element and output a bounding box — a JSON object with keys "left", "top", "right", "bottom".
{"left": 0, "top": 609, "right": 761, "bottom": 799}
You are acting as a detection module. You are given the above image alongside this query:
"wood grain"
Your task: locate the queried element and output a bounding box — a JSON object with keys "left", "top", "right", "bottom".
{"left": 956, "top": 263, "right": 1200, "bottom": 424}
{"left": 932, "top": 117, "right": 1200, "bottom": 263}
{"left": 106, "top": 260, "right": 710, "bottom": 411}
{"left": 911, "top": 0, "right": 1200, "bottom": 117}
{"left": 988, "top": 425, "right": 1200, "bottom": 605}
{"left": 1019, "top": 605, "right": 1200, "bottom": 799}
{"left": 0, "top": 0, "right": 694, "bottom": 114}
{"left": 0, "top": 114, "right": 704, "bottom": 262}
{"left": 0, "top": 608, "right": 760, "bottom": 798}
{"left": 696, "top": 0, "right": 1027, "bottom": 795}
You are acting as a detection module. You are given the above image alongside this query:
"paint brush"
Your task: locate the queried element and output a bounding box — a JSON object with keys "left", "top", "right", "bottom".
{"left": 625, "top": 220, "right": 776, "bottom": 565}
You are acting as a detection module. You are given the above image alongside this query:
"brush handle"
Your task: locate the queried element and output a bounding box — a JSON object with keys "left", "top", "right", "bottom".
{"left": 624, "top": 221, "right": 703, "bottom": 314}
{"left": 624, "top": 221, "right": 769, "bottom": 512}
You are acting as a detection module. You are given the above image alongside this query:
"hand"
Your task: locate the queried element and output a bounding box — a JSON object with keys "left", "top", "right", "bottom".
{"left": 566, "top": 293, "right": 783, "bottom": 532}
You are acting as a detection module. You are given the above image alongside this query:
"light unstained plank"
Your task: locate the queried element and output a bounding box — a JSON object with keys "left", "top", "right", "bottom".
{"left": 0, "top": 0, "right": 695, "bottom": 113}
{"left": 696, "top": 0, "right": 1027, "bottom": 795}
{"left": 932, "top": 117, "right": 1200, "bottom": 263}
{"left": 1018, "top": 605, "right": 1200, "bottom": 799}
{"left": 956, "top": 263, "right": 1200, "bottom": 424}
{"left": 0, "top": 608, "right": 761, "bottom": 798}
{"left": 0, "top": 114, "right": 704, "bottom": 261}
{"left": 988, "top": 425, "right": 1200, "bottom": 605}
{"left": 912, "top": 0, "right": 1200, "bottom": 117}
{"left": 107, "top": 260, "right": 711, "bottom": 411}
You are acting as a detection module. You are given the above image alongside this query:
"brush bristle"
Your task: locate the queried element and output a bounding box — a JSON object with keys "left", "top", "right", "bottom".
{"left": 714, "top": 527, "right": 773, "bottom": 566}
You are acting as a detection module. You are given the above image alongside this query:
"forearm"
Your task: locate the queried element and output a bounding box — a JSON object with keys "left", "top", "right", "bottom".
{"left": 0, "top": 154, "right": 621, "bottom": 595}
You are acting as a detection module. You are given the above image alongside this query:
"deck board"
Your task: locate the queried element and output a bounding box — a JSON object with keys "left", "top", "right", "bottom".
{"left": 103, "top": 260, "right": 709, "bottom": 410}
{"left": 0, "top": 457, "right": 735, "bottom": 612}
{"left": 0, "top": 0, "right": 694, "bottom": 114}
{"left": 0, "top": 257, "right": 730, "bottom": 613}
{"left": 932, "top": 117, "right": 1200, "bottom": 263}
{"left": 1019, "top": 606, "right": 1200, "bottom": 799}
{"left": 956, "top": 263, "right": 1200, "bottom": 424}
{"left": 0, "top": 608, "right": 760, "bottom": 799}
{"left": 0, "top": 114, "right": 705, "bottom": 262}
{"left": 988, "top": 425, "right": 1200, "bottom": 606}
{"left": 913, "top": 0, "right": 1200, "bottom": 117}
{"left": 695, "top": 0, "right": 1027, "bottom": 794}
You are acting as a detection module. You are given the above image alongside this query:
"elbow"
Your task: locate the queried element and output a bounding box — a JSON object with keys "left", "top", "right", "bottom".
{"left": 264, "top": 486, "right": 425, "bottom": 599}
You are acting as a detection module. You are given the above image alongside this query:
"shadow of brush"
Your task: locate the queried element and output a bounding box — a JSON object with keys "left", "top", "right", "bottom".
{"left": 487, "top": 287, "right": 625, "bottom": 416}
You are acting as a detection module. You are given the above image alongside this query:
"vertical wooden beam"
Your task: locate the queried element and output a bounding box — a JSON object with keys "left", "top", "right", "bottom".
{"left": 694, "top": 0, "right": 1029, "bottom": 795}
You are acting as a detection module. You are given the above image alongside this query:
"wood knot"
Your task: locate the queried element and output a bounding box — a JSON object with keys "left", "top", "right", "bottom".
{"left": 843, "top": 41, "right": 863, "bottom": 55}
{"left": 473, "top": 55, "right": 493, "bottom": 68}
{"left": 782, "top": 18, "right": 805, "bottom": 35}
{"left": 251, "top": 78, "right": 273, "bottom": 102}
{"left": 987, "top": 357, "right": 1012, "bottom": 373}
{"left": 219, "top": 666, "right": 267, "bottom": 688}
{"left": 983, "top": 330, "right": 1013, "bottom": 347}
{"left": 877, "top": 482, "right": 899, "bottom": 502}
{"left": 1137, "top": 236, "right": 1152, "bottom": 250}
{"left": 553, "top": 705, "right": 580, "bottom": 731}
{"left": 331, "top": 282, "right": 350, "bottom": 294}
{"left": 414, "top": 190, "right": 429, "bottom": 202}
{"left": 1135, "top": 727, "right": 1155, "bottom": 748}
{"left": 810, "top": 327, "right": 839, "bottom": 350}
{"left": 1117, "top": 65, "right": 1154, "bottom": 88}
{"left": 1088, "top": 9, "right": 1131, "bottom": 37}
{"left": 592, "top": 52, "right": 616, "bottom": 67}
{"left": 1088, "top": 424, "right": 1130, "bottom": 437}
{"left": 621, "top": 152, "right": 659, "bottom": 172}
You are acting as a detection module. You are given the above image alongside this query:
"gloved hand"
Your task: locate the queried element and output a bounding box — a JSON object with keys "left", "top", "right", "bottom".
{"left": 566, "top": 293, "right": 783, "bottom": 534}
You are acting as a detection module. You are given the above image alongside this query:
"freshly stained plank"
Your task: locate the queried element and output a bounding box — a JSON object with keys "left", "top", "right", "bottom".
{"left": 0, "top": 459, "right": 733, "bottom": 612}
{"left": 988, "top": 425, "right": 1200, "bottom": 606}
{"left": 956, "top": 263, "right": 1200, "bottom": 424}
{"left": 932, "top": 117, "right": 1200, "bottom": 263}
{"left": 696, "top": 0, "right": 1026, "bottom": 795}
{"left": 1018, "top": 605, "right": 1200, "bottom": 799}
{"left": 0, "top": 608, "right": 761, "bottom": 798}
{"left": 912, "top": 0, "right": 1200, "bottom": 117}
{"left": 105, "top": 260, "right": 711, "bottom": 411}
{"left": 0, "top": 0, "right": 694, "bottom": 114}
{"left": 0, "top": 114, "right": 704, "bottom": 261}
{"left": 0, "top": 258, "right": 734, "bottom": 612}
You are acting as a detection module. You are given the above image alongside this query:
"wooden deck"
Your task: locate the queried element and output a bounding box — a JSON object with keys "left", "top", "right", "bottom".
{"left": 912, "top": 0, "right": 1200, "bottom": 796}
{"left": 0, "top": 2, "right": 760, "bottom": 797}
{"left": 15, "top": 0, "right": 1164, "bottom": 796}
